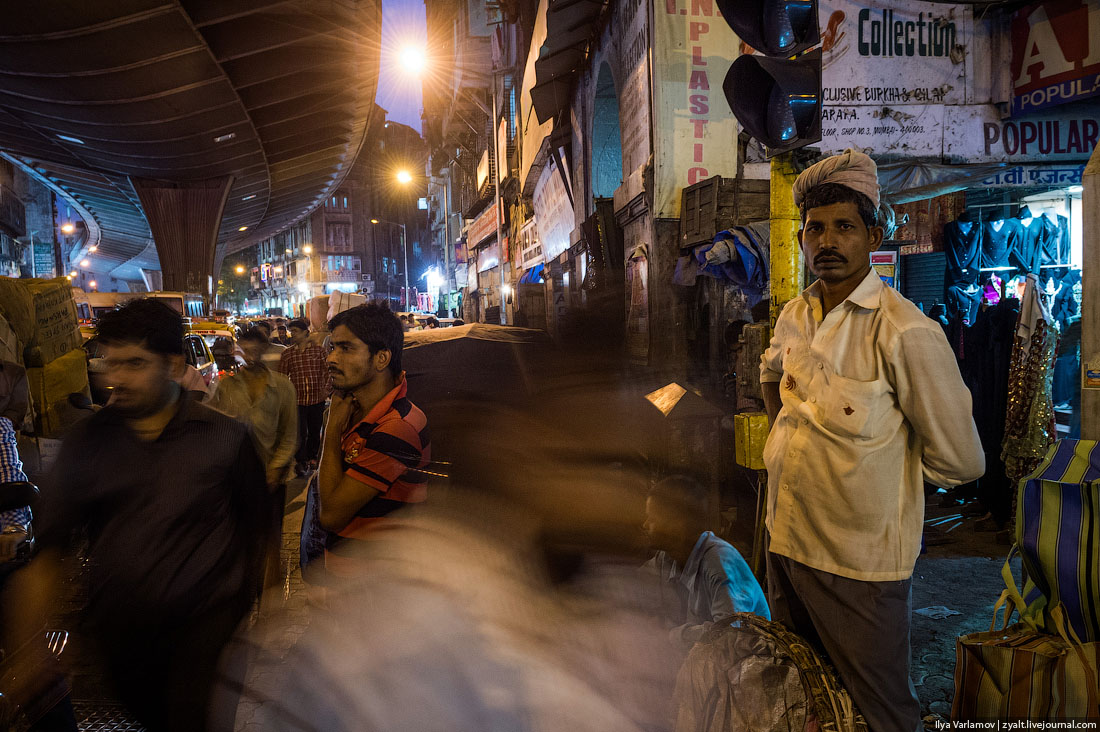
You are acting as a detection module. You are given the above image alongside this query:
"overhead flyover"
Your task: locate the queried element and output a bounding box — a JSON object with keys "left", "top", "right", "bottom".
{"left": 0, "top": 0, "right": 382, "bottom": 291}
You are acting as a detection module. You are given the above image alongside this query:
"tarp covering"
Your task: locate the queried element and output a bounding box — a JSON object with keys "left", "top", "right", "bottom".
{"left": 518, "top": 263, "right": 545, "bottom": 284}
{"left": 878, "top": 161, "right": 1008, "bottom": 204}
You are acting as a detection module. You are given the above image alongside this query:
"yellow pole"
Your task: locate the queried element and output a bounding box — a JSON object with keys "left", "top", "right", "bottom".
{"left": 769, "top": 152, "right": 804, "bottom": 327}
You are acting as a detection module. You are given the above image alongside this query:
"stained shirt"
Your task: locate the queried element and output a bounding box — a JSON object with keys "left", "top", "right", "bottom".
{"left": 651, "top": 531, "right": 771, "bottom": 627}
{"left": 760, "top": 268, "right": 985, "bottom": 581}
{"left": 207, "top": 367, "right": 298, "bottom": 479}
{"left": 280, "top": 342, "right": 332, "bottom": 406}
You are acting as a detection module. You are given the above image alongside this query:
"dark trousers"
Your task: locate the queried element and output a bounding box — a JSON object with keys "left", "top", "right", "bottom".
{"left": 766, "top": 552, "right": 921, "bottom": 732}
{"left": 296, "top": 402, "right": 325, "bottom": 464}
{"left": 99, "top": 601, "right": 247, "bottom": 732}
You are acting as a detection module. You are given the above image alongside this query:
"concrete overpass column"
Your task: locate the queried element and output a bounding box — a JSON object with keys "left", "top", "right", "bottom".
{"left": 131, "top": 177, "right": 234, "bottom": 297}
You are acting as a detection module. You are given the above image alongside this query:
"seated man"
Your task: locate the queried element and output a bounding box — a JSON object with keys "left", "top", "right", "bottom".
{"left": 644, "top": 475, "right": 770, "bottom": 649}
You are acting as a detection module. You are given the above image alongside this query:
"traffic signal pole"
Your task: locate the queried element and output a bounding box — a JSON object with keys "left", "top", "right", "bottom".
{"left": 769, "top": 152, "right": 804, "bottom": 327}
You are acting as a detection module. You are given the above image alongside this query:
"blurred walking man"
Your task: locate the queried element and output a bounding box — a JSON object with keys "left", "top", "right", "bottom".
{"left": 280, "top": 318, "right": 331, "bottom": 476}
{"left": 760, "top": 150, "right": 984, "bottom": 732}
{"left": 5, "top": 299, "right": 271, "bottom": 732}
{"left": 208, "top": 328, "right": 298, "bottom": 591}
{"left": 316, "top": 303, "right": 430, "bottom": 575}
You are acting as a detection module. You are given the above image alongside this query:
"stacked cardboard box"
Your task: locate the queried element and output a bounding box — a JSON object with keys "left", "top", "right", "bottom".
{"left": 0, "top": 278, "right": 82, "bottom": 367}
{"left": 26, "top": 347, "right": 90, "bottom": 438}
{"left": 0, "top": 279, "right": 88, "bottom": 437}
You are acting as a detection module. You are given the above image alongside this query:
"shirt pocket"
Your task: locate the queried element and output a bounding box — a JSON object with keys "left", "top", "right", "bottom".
{"left": 818, "top": 374, "right": 888, "bottom": 439}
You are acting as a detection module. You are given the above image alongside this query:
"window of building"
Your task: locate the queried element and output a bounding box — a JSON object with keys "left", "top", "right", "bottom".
{"left": 326, "top": 223, "right": 352, "bottom": 252}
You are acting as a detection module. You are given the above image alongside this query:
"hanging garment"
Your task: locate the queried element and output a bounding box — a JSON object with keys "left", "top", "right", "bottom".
{"left": 944, "top": 219, "right": 981, "bottom": 285}
{"left": 962, "top": 299, "right": 1020, "bottom": 526}
{"left": 1037, "top": 214, "right": 1063, "bottom": 268}
{"left": 981, "top": 220, "right": 1012, "bottom": 270}
{"left": 1051, "top": 269, "right": 1080, "bottom": 329}
{"left": 947, "top": 283, "right": 982, "bottom": 325}
{"left": 1056, "top": 214, "right": 1071, "bottom": 266}
{"left": 1008, "top": 218, "right": 1042, "bottom": 274}
{"left": 1002, "top": 275, "right": 1058, "bottom": 487}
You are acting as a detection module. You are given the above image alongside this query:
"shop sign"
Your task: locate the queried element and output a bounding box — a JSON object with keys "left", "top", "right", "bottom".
{"left": 945, "top": 101, "right": 1099, "bottom": 162}
{"left": 467, "top": 202, "right": 499, "bottom": 251}
{"left": 532, "top": 161, "right": 573, "bottom": 262}
{"left": 899, "top": 242, "right": 935, "bottom": 255}
{"left": 1011, "top": 0, "right": 1100, "bottom": 116}
{"left": 1084, "top": 353, "right": 1100, "bottom": 389}
{"left": 980, "top": 163, "right": 1086, "bottom": 187}
{"left": 477, "top": 240, "right": 501, "bottom": 274}
{"left": 871, "top": 250, "right": 897, "bottom": 288}
{"left": 477, "top": 150, "right": 491, "bottom": 193}
{"left": 518, "top": 220, "right": 543, "bottom": 270}
{"left": 497, "top": 119, "right": 509, "bottom": 185}
{"left": 818, "top": 0, "right": 973, "bottom": 108}
{"left": 818, "top": 105, "right": 945, "bottom": 157}
{"left": 653, "top": 0, "right": 741, "bottom": 218}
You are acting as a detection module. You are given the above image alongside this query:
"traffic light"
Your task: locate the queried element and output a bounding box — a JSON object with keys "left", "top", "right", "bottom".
{"left": 719, "top": 0, "right": 823, "bottom": 156}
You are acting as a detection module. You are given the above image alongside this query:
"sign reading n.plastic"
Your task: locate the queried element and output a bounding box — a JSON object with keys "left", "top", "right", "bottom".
{"left": 653, "top": 0, "right": 740, "bottom": 218}
{"left": 1011, "top": 0, "right": 1100, "bottom": 116}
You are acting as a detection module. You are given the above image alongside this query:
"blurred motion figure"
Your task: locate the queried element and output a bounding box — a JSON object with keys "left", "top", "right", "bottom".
{"left": 5, "top": 299, "right": 272, "bottom": 732}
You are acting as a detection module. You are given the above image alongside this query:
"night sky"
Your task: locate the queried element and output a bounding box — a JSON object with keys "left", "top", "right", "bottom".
{"left": 375, "top": 0, "right": 427, "bottom": 134}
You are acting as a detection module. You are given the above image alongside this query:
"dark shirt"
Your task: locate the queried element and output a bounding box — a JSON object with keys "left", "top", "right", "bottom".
{"left": 38, "top": 394, "right": 270, "bottom": 627}
{"left": 980, "top": 220, "right": 1011, "bottom": 270}
{"left": 943, "top": 219, "right": 981, "bottom": 286}
{"left": 1008, "top": 218, "right": 1042, "bottom": 274}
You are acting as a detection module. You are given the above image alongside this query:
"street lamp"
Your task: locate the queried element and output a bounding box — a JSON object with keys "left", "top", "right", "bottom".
{"left": 60, "top": 222, "right": 75, "bottom": 235}
{"left": 396, "top": 169, "right": 413, "bottom": 185}
{"left": 235, "top": 265, "right": 245, "bottom": 275}
{"left": 399, "top": 46, "right": 426, "bottom": 75}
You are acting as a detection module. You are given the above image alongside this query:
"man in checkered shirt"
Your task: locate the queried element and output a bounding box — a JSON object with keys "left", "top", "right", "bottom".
{"left": 0, "top": 359, "right": 31, "bottom": 561}
{"left": 280, "top": 319, "right": 332, "bottom": 475}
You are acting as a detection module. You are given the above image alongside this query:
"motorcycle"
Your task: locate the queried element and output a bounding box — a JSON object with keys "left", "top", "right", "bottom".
{"left": 0, "top": 481, "right": 73, "bottom": 732}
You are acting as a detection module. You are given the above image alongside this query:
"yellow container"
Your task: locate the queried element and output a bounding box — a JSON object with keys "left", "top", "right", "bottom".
{"left": 734, "top": 412, "right": 769, "bottom": 470}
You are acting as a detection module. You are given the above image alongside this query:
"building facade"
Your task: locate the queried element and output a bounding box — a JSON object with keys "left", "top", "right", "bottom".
{"left": 242, "top": 113, "right": 430, "bottom": 317}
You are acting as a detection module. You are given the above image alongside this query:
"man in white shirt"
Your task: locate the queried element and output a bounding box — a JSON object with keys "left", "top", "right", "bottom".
{"left": 759, "top": 150, "right": 984, "bottom": 732}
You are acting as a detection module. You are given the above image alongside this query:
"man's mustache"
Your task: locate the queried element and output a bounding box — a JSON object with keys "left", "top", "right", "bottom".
{"left": 815, "top": 252, "right": 847, "bottom": 264}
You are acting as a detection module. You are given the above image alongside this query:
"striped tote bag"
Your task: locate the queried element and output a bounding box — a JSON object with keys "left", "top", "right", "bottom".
{"left": 951, "top": 608, "right": 1099, "bottom": 720}
{"left": 1013, "top": 439, "right": 1100, "bottom": 642}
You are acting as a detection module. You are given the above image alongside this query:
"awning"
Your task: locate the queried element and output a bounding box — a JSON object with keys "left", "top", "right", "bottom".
{"left": 879, "top": 161, "right": 1008, "bottom": 204}
{"left": 518, "top": 263, "right": 545, "bottom": 284}
{"left": 530, "top": 0, "right": 605, "bottom": 124}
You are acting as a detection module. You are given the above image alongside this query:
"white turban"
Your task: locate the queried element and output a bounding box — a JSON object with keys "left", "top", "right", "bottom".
{"left": 792, "top": 149, "right": 880, "bottom": 211}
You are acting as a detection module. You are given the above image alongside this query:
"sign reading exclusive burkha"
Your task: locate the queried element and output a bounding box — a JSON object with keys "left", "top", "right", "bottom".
{"left": 653, "top": 0, "right": 740, "bottom": 219}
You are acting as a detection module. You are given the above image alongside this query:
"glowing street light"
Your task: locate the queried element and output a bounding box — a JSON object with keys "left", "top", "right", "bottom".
{"left": 398, "top": 46, "right": 426, "bottom": 75}
{"left": 235, "top": 265, "right": 245, "bottom": 275}
{"left": 60, "top": 222, "right": 75, "bottom": 235}
{"left": 88, "top": 245, "right": 98, "bottom": 252}
{"left": 80, "top": 259, "right": 90, "bottom": 268}
{"left": 68, "top": 271, "right": 76, "bottom": 278}
{"left": 396, "top": 170, "right": 413, "bottom": 185}
{"left": 238, "top": 226, "right": 248, "bottom": 232}
{"left": 303, "top": 245, "right": 313, "bottom": 254}
{"left": 89, "top": 280, "right": 97, "bottom": 290}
